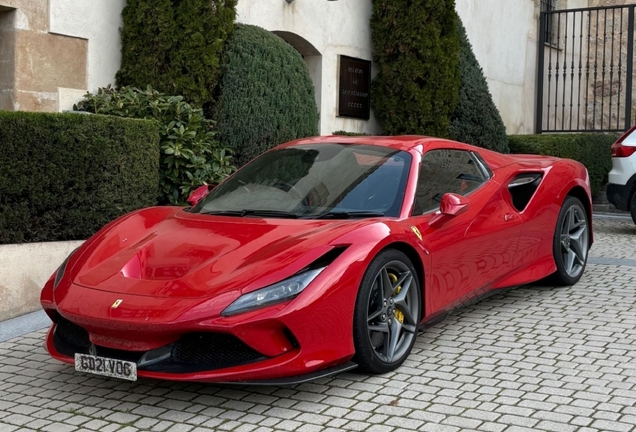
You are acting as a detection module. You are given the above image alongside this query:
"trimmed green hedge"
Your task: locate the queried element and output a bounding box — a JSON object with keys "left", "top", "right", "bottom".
{"left": 508, "top": 134, "right": 618, "bottom": 195}
{"left": 215, "top": 24, "right": 319, "bottom": 167}
{"left": 0, "top": 112, "right": 160, "bottom": 244}
{"left": 75, "top": 86, "right": 234, "bottom": 205}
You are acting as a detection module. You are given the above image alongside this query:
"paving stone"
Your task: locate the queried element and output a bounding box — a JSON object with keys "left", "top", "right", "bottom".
{"left": 0, "top": 217, "right": 634, "bottom": 432}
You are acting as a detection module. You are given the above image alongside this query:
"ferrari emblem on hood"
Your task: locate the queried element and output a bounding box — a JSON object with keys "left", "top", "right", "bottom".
{"left": 111, "top": 299, "right": 123, "bottom": 309}
{"left": 411, "top": 226, "right": 423, "bottom": 241}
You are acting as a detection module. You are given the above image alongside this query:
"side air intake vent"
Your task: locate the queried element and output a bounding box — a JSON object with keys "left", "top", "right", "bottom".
{"left": 508, "top": 173, "right": 543, "bottom": 212}
{"left": 304, "top": 246, "right": 349, "bottom": 271}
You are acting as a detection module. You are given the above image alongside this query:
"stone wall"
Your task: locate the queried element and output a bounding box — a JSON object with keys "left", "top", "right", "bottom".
{"left": 0, "top": 0, "right": 87, "bottom": 112}
{"left": 0, "top": 240, "right": 83, "bottom": 321}
{"left": 586, "top": 0, "right": 636, "bottom": 129}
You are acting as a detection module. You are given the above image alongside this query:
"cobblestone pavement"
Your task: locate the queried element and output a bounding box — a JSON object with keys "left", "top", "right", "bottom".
{"left": 0, "top": 217, "right": 634, "bottom": 432}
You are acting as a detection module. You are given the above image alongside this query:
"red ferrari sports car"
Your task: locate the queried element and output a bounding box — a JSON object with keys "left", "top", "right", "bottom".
{"left": 41, "top": 135, "right": 592, "bottom": 384}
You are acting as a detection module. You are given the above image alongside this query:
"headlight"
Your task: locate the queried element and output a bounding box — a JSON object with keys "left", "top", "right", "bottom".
{"left": 222, "top": 268, "right": 325, "bottom": 317}
{"left": 53, "top": 248, "right": 78, "bottom": 290}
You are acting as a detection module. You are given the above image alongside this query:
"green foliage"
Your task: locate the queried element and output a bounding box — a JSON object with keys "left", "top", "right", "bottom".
{"left": 75, "top": 86, "right": 235, "bottom": 205}
{"left": 216, "top": 24, "right": 319, "bottom": 167}
{"left": 332, "top": 131, "right": 371, "bottom": 136}
{"left": 116, "top": 0, "right": 237, "bottom": 107}
{"left": 0, "top": 111, "right": 159, "bottom": 244}
{"left": 450, "top": 17, "right": 509, "bottom": 153}
{"left": 508, "top": 134, "right": 618, "bottom": 195}
{"left": 116, "top": 0, "right": 176, "bottom": 96}
{"left": 370, "top": 0, "right": 460, "bottom": 137}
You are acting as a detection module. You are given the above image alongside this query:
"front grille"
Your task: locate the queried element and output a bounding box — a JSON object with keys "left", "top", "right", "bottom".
{"left": 52, "top": 319, "right": 269, "bottom": 374}
{"left": 56, "top": 318, "right": 91, "bottom": 349}
{"left": 171, "top": 333, "right": 265, "bottom": 369}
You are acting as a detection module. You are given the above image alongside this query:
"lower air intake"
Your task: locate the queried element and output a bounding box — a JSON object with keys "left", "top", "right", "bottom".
{"left": 56, "top": 318, "right": 91, "bottom": 349}
{"left": 172, "top": 333, "right": 265, "bottom": 369}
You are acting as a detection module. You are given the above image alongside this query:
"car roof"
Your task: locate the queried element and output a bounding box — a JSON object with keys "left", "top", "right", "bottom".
{"left": 276, "top": 135, "right": 439, "bottom": 152}
{"left": 276, "top": 135, "right": 517, "bottom": 170}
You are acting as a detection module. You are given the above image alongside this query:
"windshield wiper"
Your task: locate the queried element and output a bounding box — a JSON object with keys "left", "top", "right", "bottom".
{"left": 199, "top": 210, "right": 246, "bottom": 217}
{"left": 200, "top": 209, "right": 301, "bottom": 219}
{"left": 315, "top": 211, "right": 385, "bottom": 220}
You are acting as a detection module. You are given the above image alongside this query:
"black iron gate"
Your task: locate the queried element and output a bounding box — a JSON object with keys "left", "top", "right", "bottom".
{"left": 536, "top": 4, "right": 636, "bottom": 133}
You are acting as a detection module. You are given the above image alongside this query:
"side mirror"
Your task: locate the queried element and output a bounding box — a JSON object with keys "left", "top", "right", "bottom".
{"left": 439, "top": 193, "right": 470, "bottom": 216}
{"left": 187, "top": 184, "right": 215, "bottom": 207}
{"left": 429, "top": 193, "right": 470, "bottom": 227}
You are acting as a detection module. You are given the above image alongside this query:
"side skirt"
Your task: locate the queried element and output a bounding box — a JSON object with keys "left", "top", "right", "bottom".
{"left": 417, "top": 286, "right": 518, "bottom": 332}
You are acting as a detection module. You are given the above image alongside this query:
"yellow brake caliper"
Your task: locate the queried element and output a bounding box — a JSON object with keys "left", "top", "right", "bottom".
{"left": 388, "top": 273, "right": 405, "bottom": 324}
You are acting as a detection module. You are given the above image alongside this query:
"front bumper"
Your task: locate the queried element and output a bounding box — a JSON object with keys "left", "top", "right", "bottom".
{"left": 45, "top": 322, "right": 357, "bottom": 384}
{"left": 41, "top": 269, "right": 360, "bottom": 383}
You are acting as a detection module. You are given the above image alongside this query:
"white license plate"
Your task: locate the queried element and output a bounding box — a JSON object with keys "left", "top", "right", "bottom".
{"left": 75, "top": 353, "right": 137, "bottom": 381}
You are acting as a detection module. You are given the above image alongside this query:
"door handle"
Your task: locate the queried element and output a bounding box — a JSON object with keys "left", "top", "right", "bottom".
{"left": 504, "top": 213, "right": 516, "bottom": 222}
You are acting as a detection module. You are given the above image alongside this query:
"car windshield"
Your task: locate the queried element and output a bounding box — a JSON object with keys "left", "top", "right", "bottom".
{"left": 190, "top": 143, "right": 412, "bottom": 219}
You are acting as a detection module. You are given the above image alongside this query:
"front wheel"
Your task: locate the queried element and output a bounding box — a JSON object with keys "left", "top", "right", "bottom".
{"left": 551, "top": 196, "right": 590, "bottom": 286}
{"left": 352, "top": 249, "right": 422, "bottom": 374}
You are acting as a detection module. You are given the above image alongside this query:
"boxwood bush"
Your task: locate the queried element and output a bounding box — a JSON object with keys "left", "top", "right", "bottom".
{"left": 215, "top": 24, "right": 319, "bottom": 167}
{"left": 0, "top": 112, "right": 159, "bottom": 244}
{"left": 508, "top": 134, "right": 618, "bottom": 195}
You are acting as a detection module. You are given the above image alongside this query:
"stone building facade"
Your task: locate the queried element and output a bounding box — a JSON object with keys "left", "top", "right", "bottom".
{"left": 0, "top": 0, "right": 616, "bottom": 135}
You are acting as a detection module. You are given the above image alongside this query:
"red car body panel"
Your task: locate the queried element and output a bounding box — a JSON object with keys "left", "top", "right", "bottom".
{"left": 41, "top": 136, "right": 593, "bottom": 383}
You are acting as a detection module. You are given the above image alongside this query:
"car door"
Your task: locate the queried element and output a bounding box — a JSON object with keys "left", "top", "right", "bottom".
{"left": 411, "top": 148, "right": 523, "bottom": 315}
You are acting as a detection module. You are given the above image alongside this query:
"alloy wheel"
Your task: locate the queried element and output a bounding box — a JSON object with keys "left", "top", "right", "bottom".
{"left": 559, "top": 204, "right": 588, "bottom": 279}
{"left": 366, "top": 261, "right": 419, "bottom": 363}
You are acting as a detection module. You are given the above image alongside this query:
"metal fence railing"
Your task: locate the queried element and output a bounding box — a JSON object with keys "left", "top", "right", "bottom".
{"left": 536, "top": 5, "right": 635, "bottom": 133}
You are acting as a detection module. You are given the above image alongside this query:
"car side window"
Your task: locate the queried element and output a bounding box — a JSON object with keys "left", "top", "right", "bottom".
{"left": 413, "top": 149, "right": 488, "bottom": 215}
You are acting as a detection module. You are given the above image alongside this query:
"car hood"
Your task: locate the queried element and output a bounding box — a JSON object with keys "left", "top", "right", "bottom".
{"left": 72, "top": 207, "right": 370, "bottom": 299}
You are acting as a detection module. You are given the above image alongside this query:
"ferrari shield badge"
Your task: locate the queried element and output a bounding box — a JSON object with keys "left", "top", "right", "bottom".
{"left": 411, "top": 226, "right": 423, "bottom": 241}
{"left": 111, "top": 299, "right": 123, "bottom": 309}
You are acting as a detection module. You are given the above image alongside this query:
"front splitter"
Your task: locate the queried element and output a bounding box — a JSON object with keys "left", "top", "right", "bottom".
{"left": 217, "top": 361, "right": 358, "bottom": 386}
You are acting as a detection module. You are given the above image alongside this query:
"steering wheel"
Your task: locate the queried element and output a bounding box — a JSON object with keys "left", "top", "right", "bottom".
{"left": 272, "top": 180, "right": 306, "bottom": 201}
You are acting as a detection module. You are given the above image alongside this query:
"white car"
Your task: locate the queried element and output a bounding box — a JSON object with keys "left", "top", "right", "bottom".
{"left": 607, "top": 126, "right": 636, "bottom": 224}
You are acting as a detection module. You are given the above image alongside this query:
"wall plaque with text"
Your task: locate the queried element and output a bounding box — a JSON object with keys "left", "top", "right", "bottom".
{"left": 338, "top": 56, "right": 371, "bottom": 120}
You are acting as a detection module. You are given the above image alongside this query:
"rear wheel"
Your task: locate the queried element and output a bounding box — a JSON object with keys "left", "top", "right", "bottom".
{"left": 352, "top": 249, "right": 421, "bottom": 374}
{"left": 552, "top": 196, "right": 589, "bottom": 286}
{"left": 630, "top": 192, "right": 636, "bottom": 225}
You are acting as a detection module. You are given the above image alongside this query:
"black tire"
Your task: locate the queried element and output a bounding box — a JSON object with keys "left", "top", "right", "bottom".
{"left": 630, "top": 192, "right": 636, "bottom": 225}
{"left": 551, "top": 196, "right": 590, "bottom": 286}
{"left": 352, "top": 249, "right": 421, "bottom": 374}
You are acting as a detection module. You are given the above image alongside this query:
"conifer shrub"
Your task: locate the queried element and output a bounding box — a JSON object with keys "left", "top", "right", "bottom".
{"left": 450, "top": 18, "right": 509, "bottom": 153}
{"left": 215, "top": 24, "right": 319, "bottom": 167}
{"left": 116, "top": 0, "right": 237, "bottom": 107}
{"left": 370, "top": 0, "right": 460, "bottom": 137}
